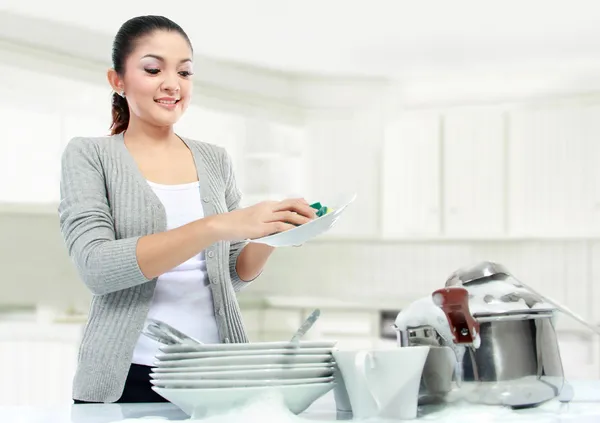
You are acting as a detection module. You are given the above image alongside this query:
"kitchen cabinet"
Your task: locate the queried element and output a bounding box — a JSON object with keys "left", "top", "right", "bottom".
{"left": 240, "top": 119, "right": 306, "bottom": 207}
{"left": 304, "top": 111, "right": 381, "bottom": 238}
{"left": 0, "top": 322, "right": 82, "bottom": 406}
{"left": 508, "top": 103, "right": 600, "bottom": 237}
{"left": 0, "top": 99, "right": 62, "bottom": 204}
{"left": 381, "top": 111, "right": 441, "bottom": 237}
{"left": 443, "top": 107, "right": 506, "bottom": 237}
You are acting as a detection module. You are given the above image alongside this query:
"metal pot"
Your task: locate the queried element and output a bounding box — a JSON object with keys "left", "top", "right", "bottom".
{"left": 396, "top": 262, "right": 566, "bottom": 408}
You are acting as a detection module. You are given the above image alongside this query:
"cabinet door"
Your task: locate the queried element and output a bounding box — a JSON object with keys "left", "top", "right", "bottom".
{"left": 0, "top": 101, "right": 62, "bottom": 204}
{"left": 508, "top": 105, "right": 600, "bottom": 237}
{"left": 305, "top": 111, "right": 381, "bottom": 238}
{"left": 382, "top": 111, "right": 441, "bottom": 237}
{"left": 240, "top": 120, "right": 307, "bottom": 205}
{"left": 443, "top": 107, "right": 505, "bottom": 237}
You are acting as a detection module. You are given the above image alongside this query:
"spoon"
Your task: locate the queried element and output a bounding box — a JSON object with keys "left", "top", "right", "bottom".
{"left": 290, "top": 309, "right": 321, "bottom": 344}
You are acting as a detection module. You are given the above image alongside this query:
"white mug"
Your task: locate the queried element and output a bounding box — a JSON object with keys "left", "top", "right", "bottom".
{"left": 333, "top": 346, "right": 430, "bottom": 420}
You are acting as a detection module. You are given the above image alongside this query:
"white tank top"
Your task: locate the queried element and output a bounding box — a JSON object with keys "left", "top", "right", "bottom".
{"left": 131, "top": 180, "right": 220, "bottom": 366}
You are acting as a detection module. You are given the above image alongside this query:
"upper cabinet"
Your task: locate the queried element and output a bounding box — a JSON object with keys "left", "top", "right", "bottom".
{"left": 381, "top": 107, "right": 506, "bottom": 239}
{"left": 508, "top": 103, "right": 600, "bottom": 237}
{"left": 381, "top": 111, "right": 441, "bottom": 238}
{"left": 0, "top": 86, "right": 62, "bottom": 204}
{"left": 239, "top": 118, "right": 306, "bottom": 207}
{"left": 0, "top": 65, "right": 111, "bottom": 206}
{"left": 443, "top": 107, "right": 506, "bottom": 237}
{"left": 304, "top": 111, "right": 382, "bottom": 238}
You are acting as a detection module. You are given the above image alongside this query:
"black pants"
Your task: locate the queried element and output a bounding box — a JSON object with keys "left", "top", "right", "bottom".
{"left": 73, "top": 363, "right": 168, "bottom": 404}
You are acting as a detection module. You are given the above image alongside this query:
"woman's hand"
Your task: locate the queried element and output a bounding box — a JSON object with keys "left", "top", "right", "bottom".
{"left": 211, "top": 198, "right": 317, "bottom": 241}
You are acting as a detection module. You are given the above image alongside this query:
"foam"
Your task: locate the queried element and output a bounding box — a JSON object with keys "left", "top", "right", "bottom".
{"left": 109, "top": 391, "right": 311, "bottom": 423}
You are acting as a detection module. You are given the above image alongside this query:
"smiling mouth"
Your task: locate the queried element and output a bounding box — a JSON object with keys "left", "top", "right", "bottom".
{"left": 154, "top": 99, "right": 180, "bottom": 105}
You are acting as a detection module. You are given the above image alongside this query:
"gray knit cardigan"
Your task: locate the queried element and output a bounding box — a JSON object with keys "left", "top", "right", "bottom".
{"left": 58, "top": 132, "right": 252, "bottom": 402}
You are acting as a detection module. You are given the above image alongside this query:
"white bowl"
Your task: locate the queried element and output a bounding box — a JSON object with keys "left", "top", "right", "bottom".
{"left": 153, "top": 382, "right": 335, "bottom": 418}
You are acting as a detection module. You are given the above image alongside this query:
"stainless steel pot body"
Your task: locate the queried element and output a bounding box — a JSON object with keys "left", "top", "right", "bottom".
{"left": 401, "top": 311, "right": 564, "bottom": 407}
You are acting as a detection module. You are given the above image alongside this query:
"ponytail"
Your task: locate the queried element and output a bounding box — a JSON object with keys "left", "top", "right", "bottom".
{"left": 110, "top": 92, "right": 130, "bottom": 135}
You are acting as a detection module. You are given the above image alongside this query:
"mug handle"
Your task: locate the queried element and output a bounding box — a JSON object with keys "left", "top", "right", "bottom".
{"left": 354, "top": 351, "right": 381, "bottom": 410}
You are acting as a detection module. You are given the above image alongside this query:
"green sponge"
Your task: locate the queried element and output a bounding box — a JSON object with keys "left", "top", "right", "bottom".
{"left": 310, "top": 202, "right": 334, "bottom": 218}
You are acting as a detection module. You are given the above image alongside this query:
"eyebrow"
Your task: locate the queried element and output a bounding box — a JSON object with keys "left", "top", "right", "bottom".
{"left": 141, "top": 54, "right": 192, "bottom": 64}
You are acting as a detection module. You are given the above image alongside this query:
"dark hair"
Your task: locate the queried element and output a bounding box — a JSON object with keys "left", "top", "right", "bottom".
{"left": 110, "top": 15, "right": 193, "bottom": 135}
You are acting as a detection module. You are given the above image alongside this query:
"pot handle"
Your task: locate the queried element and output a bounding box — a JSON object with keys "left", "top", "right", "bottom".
{"left": 432, "top": 287, "right": 481, "bottom": 348}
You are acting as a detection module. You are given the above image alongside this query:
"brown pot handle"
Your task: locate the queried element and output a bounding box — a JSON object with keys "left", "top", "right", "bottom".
{"left": 432, "top": 287, "right": 480, "bottom": 345}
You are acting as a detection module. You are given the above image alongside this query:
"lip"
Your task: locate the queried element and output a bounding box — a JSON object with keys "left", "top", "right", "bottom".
{"left": 154, "top": 97, "right": 180, "bottom": 110}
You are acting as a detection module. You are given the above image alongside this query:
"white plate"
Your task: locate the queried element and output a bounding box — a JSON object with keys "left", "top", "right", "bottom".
{"left": 248, "top": 194, "right": 356, "bottom": 247}
{"left": 159, "top": 340, "right": 337, "bottom": 354}
{"left": 153, "top": 354, "right": 333, "bottom": 368}
{"left": 156, "top": 347, "right": 332, "bottom": 361}
{"left": 153, "top": 382, "right": 335, "bottom": 418}
{"left": 152, "top": 362, "right": 335, "bottom": 374}
{"left": 150, "top": 367, "right": 334, "bottom": 380}
{"left": 151, "top": 376, "right": 334, "bottom": 389}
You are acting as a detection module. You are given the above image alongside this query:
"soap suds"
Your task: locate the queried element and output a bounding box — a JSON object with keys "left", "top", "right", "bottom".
{"left": 110, "top": 391, "right": 318, "bottom": 423}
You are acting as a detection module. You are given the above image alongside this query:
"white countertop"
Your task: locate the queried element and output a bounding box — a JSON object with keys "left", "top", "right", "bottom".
{"left": 236, "top": 293, "right": 411, "bottom": 312}
{"left": 4, "top": 381, "right": 600, "bottom": 423}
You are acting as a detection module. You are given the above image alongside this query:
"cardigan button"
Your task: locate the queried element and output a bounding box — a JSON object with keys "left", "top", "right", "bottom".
{"left": 202, "top": 197, "right": 211, "bottom": 203}
{"left": 207, "top": 251, "right": 215, "bottom": 258}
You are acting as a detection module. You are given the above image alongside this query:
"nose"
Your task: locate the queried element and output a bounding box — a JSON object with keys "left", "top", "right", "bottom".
{"left": 161, "top": 71, "right": 180, "bottom": 94}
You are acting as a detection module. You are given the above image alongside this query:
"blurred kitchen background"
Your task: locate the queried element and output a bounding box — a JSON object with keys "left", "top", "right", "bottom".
{"left": 2, "top": 0, "right": 600, "bottom": 406}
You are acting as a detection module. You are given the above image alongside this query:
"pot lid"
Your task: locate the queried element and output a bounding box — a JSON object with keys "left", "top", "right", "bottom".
{"left": 446, "top": 262, "right": 557, "bottom": 315}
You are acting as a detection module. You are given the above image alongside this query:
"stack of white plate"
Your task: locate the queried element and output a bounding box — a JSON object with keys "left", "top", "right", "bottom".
{"left": 151, "top": 340, "right": 337, "bottom": 418}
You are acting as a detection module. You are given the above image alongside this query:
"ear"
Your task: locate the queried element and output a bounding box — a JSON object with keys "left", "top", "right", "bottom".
{"left": 107, "top": 68, "right": 124, "bottom": 94}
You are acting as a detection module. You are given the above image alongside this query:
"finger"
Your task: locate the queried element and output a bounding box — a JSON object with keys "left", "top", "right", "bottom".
{"left": 268, "top": 211, "right": 311, "bottom": 226}
{"left": 267, "top": 221, "right": 297, "bottom": 234}
{"left": 273, "top": 199, "right": 316, "bottom": 218}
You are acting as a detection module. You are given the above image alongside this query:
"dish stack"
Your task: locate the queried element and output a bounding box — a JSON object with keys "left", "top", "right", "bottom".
{"left": 150, "top": 340, "right": 337, "bottom": 418}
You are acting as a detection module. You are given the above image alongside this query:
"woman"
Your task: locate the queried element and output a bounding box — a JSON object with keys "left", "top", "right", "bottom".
{"left": 59, "top": 15, "right": 315, "bottom": 404}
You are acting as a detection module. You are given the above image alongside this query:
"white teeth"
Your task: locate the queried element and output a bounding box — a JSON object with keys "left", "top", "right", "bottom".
{"left": 156, "top": 100, "right": 178, "bottom": 104}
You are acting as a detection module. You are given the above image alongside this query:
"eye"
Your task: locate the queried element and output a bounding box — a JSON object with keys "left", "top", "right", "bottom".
{"left": 179, "top": 71, "right": 194, "bottom": 77}
{"left": 145, "top": 68, "right": 160, "bottom": 75}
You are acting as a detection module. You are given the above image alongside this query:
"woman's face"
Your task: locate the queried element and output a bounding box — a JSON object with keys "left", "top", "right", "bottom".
{"left": 114, "top": 30, "right": 194, "bottom": 128}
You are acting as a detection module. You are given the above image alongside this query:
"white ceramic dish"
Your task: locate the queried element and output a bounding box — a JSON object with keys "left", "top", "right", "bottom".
{"left": 150, "top": 367, "right": 334, "bottom": 380}
{"left": 156, "top": 347, "right": 332, "bottom": 361}
{"left": 153, "top": 354, "right": 333, "bottom": 368}
{"left": 151, "top": 362, "right": 335, "bottom": 374}
{"left": 159, "top": 340, "right": 336, "bottom": 354}
{"left": 248, "top": 193, "right": 356, "bottom": 247}
{"left": 151, "top": 376, "right": 334, "bottom": 389}
{"left": 153, "top": 382, "right": 335, "bottom": 418}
